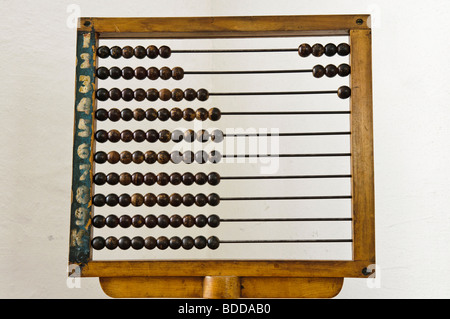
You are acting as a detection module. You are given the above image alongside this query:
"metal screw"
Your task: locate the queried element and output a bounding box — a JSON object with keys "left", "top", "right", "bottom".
{"left": 362, "top": 267, "right": 372, "bottom": 276}
{"left": 356, "top": 19, "right": 364, "bottom": 25}
{"left": 84, "top": 20, "right": 91, "bottom": 27}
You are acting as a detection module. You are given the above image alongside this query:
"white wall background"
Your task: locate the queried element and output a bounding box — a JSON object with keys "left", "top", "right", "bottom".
{"left": 1, "top": 0, "right": 450, "bottom": 298}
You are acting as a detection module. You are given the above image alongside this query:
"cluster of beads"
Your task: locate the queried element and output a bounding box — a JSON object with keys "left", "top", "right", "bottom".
{"left": 96, "top": 88, "right": 209, "bottom": 102}
{"left": 94, "top": 172, "right": 220, "bottom": 186}
{"left": 96, "top": 66, "right": 184, "bottom": 80}
{"left": 97, "top": 45, "right": 172, "bottom": 59}
{"left": 92, "top": 214, "right": 220, "bottom": 228}
{"left": 298, "top": 43, "right": 350, "bottom": 57}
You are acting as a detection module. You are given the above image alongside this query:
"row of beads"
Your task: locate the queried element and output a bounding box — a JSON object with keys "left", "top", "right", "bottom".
{"left": 312, "top": 64, "right": 350, "bottom": 78}
{"left": 96, "top": 88, "right": 209, "bottom": 102}
{"left": 298, "top": 43, "right": 350, "bottom": 57}
{"left": 92, "top": 214, "right": 220, "bottom": 229}
{"left": 92, "top": 193, "right": 220, "bottom": 207}
{"left": 94, "top": 172, "right": 220, "bottom": 186}
{"left": 97, "top": 45, "right": 172, "bottom": 59}
{"left": 95, "top": 129, "right": 224, "bottom": 144}
{"left": 96, "top": 107, "right": 221, "bottom": 122}
{"left": 92, "top": 235, "right": 219, "bottom": 250}
{"left": 97, "top": 66, "right": 184, "bottom": 81}
{"left": 94, "top": 150, "right": 222, "bottom": 165}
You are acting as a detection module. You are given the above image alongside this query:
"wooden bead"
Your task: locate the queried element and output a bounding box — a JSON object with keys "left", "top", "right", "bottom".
{"left": 312, "top": 43, "right": 324, "bottom": 57}
{"left": 109, "top": 88, "right": 121, "bottom": 101}
{"left": 208, "top": 172, "right": 220, "bottom": 185}
{"left": 121, "top": 66, "right": 134, "bottom": 80}
{"left": 208, "top": 193, "right": 220, "bottom": 206}
{"left": 159, "top": 89, "right": 172, "bottom": 101}
{"left": 132, "top": 215, "right": 145, "bottom": 228}
{"left": 182, "top": 194, "right": 195, "bottom": 206}
{"left": 134, "top": 66, "right": 147, "bottom": 80}
{"left": 170, "top": 172, "right": 182, "bottom": 185}
{"left": 132, "top": 151, "right": 144, "bottom": 164}
{"left": 182, "top": 172, "right": 195, "bottom": 185}
{"left": 120, "top": 129, "right": 133, "bottom": 142}
{"left": 92, "top": 215, "right": 106, "bottom": 228}
{"left": 324, "top": 43, "right": 337, "bottom": 56}
{"left": 338, "top": 63, "right": 351, "bottom": 77}
{"left": 160, "top": 66, "right": 172, "bottom": 80}
{"left": 96, "top": 66, "right": 109, "bottom": 80}
{"left": 169, "top": 193, "right": 183, "bottom": 207}
{"left": 146, "top": 129, "right": 158, "bottom": 143}
{"left": 157, "top": 172, "right": 170, "bottom": 185}
{"left": 134, "top": 45, "right": 147, "bottom": 59}
{"left": 147, "top": 67, "right": 159, "bottom": 80}
{"left": 146, "top": 108, "right": 158, "bottom": 121}
{"left": 144, "top": 151, "right": 157, "bottom": 164}
{"left": 182, "top": 236, "right": 194, "bottom": 249}
{"left": 337, "top": 86, "right": 351, "bottom": 99}
{"left": 170, "top": 108, "right": 183, "bottom": 121}
{"left": 118, "top": 236, "right": 131, "bottom": 250}
{"left": 184, "top": 129, "right": 196, "bottom": 142}
{"left": 92, "top": 237, "right": 105, "bottom": 250}
{"left": 172, "top": 88, "right": 184, "bottom": 102}
{"left": 133, "top": 129, "right": 146, "bottom": 142}
{"left": 207, "top": 236, "right": 220, "bottom": 250}
{"left": 156, "top": 236, "right": 169, "bottom": 250}
{"left": 183, "top": 214, "right": 195, "bottom": 227}
{"left": 133, "top": 108, "right": 146, "bottom": 121}
{"left": 119, "top": 215, "right": 132, "bottom": 228}
{"left": 93, "top": 194, "right": 106, "bottom": 207}
{"left": 170, "top": 151, "right": 183, "bottom": 164}
{"left": 107, "top": 129, "right": 120, "bottom": 142}
{"left": 132, "top": 173, "right": 144, "bottom": 185}
{"left": 194, "top": 236, "right": 207, "bottom": 249}
{"left": 170, "top": 215, "right": 183, "bottom": 228}
{"left": 121, "top": 88, "right": 134, "bottom": 101}
{"left": 121, "top": 108, "right": 133, "bottom": 121}
{"left": 94, "top": 151, "right": 107, "bottom": 164}
{"left": 118, "top": 194, "right": 131, "bottom": 207}
{"left": 157, "top": 193, "right": 170, "bottom": 206}
{"left": 97, "top": 46, "right": 110, "bottom": 58}
{"left": 312, "top": 65, "right": 325, "bottom": 78}
{"left": 337, "top": 43, "right": 350, "bottom": 56}
{"left": 108, "top": 108, "right": 121, "bottom": 121}
{"left": 146, "top": 45, "right": 159, "bottom": 59}
{"left": 107, "top": 151, "right": 120, "bottom": 164}
{"left": 196, "top": 108, "right": 208, "bottom": 121}
{"left": 184, "top": 88, "right": 197, "bottom": 101}
{"left": 122, "top": 46, "right": 134, "bottom": 59}
{"left": 195, "top": 193, "right": 208, "bottom": 206}
{"left": 157, "top": 108, "right": 170, "bottom": 121}
{"left": 170, "top": 237, "right": 182, "bottom": 249}
{"left": 145, "top": 215, "right": 157, "bottom": 228}
{"left": 110, "top": 46, "right": 122, "bottom": 59}
{"left": 95, "top": 129, "right": 108, "bottom": 143}
{"left": 134, "top": 88, "right": 146, "bottom": 101}
{"left": 211, "top": 130, "right": 224, "bottom": 143}
{"left": 159, "top": 45, "right": 171, "bottom": 58}
{"left": 107, "top": 66, "right": 120, "bottom": 80}
{"left": 105, "top": 236, "right": 119, "bottom": 250}
{"left": 195, "top": 151, "right": 208, "bottom": 164}
{"left": 325, "top": 64, "right": 338, "bottom": 78}
{"left": 171, "top": 130, "right": 183, "bottom": 143}
{"left": 298, "top": 43, "right": 312, "bottom": 57}
{"left": 197, "top": 129, "right": 210, "bottom": 142}
{"left": 195, "top": 172, "right": 208, "bottom": 185}
{"left": 209, "top": 150, "right": 222, "bottom": 163}
{"left": 95, "top": 108, "right": 108, "bottom": 121}
{"left": 195, "top": 215, "right": 208, "bottom": 227}
{"left": 146, "top": 88, "right": 159, "bottom": 101}
{"left": 197, "top": 89, "right": 209, "bottom": 101}
{"left": 157, "top": 215, "right": 170, "bottom": 228}
{"left": 145, "top": 236, "right": 157, "bottom": 249}
{"left": 93, "top": 173, "right": 107, "bottom": 185}
{"left": 208, "top": 214, "right": 221, "bottom": 228}
{"left": 209, "top": 108, "right": 221, "bottom": 121}
{"left": 105, "top": 215, "right": 119, "bottom": 228}
{"left": 144, "top": 173, "right": 157, "bottom": 185}
{"left": 131, "top": 193, "right": 144, "bottom": 206}
{"left": 158, "top": 129, "right": 171, "bottom": 143}
{"left": 183, "top": 108, "right": 196, "bottom": 121}
{"left": 172, "top": 67, "right": 184, "bottom": 80}
{"left": 157, "top": 151, "right": 170, "bottom": 164}
{"left": 131, "top": 236, "right": 145, "bottom": 249}
{"left": 120, "top": 151, "right": 132, "bottom": 164}
{"left": 144, "top": 193, "right": 157, "bottom": 206}
{"left": 106, "top": 172, "right": 119, "bottom": 185}
{"left": 96, "top": 88, "right": 109, "bottom": 101}
{"left": 119, "top": 173, "right": 132, "bottom": 185}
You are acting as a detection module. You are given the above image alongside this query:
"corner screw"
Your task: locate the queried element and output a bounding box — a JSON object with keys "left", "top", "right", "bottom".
{"left": 362, "top": 267, "right": 372, "bottom": 276}
{"left": 84, "top": 20, "right": 91, "bottom": 27}
{"left": 356, "top": 18, "right": 364, "bottom": 25}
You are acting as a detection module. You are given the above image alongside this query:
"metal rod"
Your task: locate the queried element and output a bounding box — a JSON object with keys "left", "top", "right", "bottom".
{"left": 221, "top": 111, "right": 350, "bottom": 115}
{"left": 185, "top": 69, "right": 311, "bottom": 75}
{"left": 221, "top": 174, "right": 352, "bottom": 180}
{"left": 221, "top": 153, "right": 351, "bottom": 158}
{"left": 223, "top": 132, "right": 350, "bottom": 137}
{"left": 220, "top": 196, "right": 352, "bottom": 201}
{"left": 171, "top": 48, "right": 298, "bottom": 53}
{"left": 210, "top": 90, "right": 337, "bottom": 96}
{"left": 220, "top": 239, "right": 353, "bottom": 244}
{"left": 220, "top": 218, "right": 352, "bottom": 222}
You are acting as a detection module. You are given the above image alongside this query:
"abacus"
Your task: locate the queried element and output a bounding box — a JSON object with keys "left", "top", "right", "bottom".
{"left": 69, "top": 15, "right": 375, "bottom": 298}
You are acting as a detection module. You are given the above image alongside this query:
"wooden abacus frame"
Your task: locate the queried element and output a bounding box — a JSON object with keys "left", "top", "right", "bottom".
{"left": 69, "top": 15, "right": 375, "bottom": 298}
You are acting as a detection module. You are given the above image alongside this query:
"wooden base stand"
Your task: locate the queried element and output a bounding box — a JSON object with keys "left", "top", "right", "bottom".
{"left": 99, "top": 276, "right": 344, "bottom": 298}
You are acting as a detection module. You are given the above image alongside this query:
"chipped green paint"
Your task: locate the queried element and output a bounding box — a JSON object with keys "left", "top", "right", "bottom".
{"left": 69, "top": 30, "right": 97, "bottom": 264}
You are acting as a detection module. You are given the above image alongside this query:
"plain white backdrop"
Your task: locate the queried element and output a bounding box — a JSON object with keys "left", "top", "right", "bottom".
{"left": 1, "top": 0, "right": 450, "bottom": 298}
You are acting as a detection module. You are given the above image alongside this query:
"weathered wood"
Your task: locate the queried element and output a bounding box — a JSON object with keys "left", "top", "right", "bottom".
{"left": 203, "top": 276, "right": 241, "bottom": 299}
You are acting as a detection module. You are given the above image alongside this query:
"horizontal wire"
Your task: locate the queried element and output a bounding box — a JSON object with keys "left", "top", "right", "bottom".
{"left": 221, "top": 153, "right": 351, "bottom": 158}
{"left": 221, "top": 111, "right": 350, "bottom": 115}
{"left": 171, "top": 48, "right": 298, "bottom": 53}
{"left": 223, "top": 131, "right": 350, "bottom": 137}
{"left": 210, "top": 90, "right": 337, "bottom": 96}
{"left": 220, "top": 239, "right": 353, "bottom": 244}
{"left": 220, "top": 218, "right": 352, "bottom": 222}
{"left": 185, "top": 69, "right": 311, "bottom": 75}
{"left": 220, "top": 195, "right": 352, "bottom": 201}
{"left": 221, "top": 174, "right": 351, "bottom": 180}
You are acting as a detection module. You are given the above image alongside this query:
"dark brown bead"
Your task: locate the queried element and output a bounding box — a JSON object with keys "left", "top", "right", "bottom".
{"left": 197, "top": 130, "right": 210, "bottom": 143}
{"left": 131, "top": 193, "right": 144, "bottom": 207}
{"left": 107, "top": 129, "right": 120, "bottom": 142}
{"left": 157, "top": 194, "right": 170, "bottom": 206}
{"left": 172, "top": 88, "right": 184, "bottom": 102}
{"left": 208, "top": 193, "right": 220, "bottom": 206}
{"left": 157, "top": 108, "right": 170, "bottom": 121}
{"left": 170, "top": 236, "right": 182, "bottom": 249}
{"left": 182, "top": 194, "right": 195, "bottom": 206}
{"left": 207, "top": 236, "right": 220, "bottom": 250}
{"left": 134, "top": 67, "right": 147, "bottom": 80}
{"left": 159, "top": 89, "right": 172, "bottom": 101}
{"left": 145, "top": 236, "right": 157, "bottom": 249}
{"left": 159, "top": 45, "right": 171, "bottom": 59}
{"left": 312, "top": 65, "right": 325, "bottom": 78}
{"left": 195, "top": 193, "right": 208, "bottom": 206}
{"left": 208, "top": 172, "right": 220, "bottom": 185}
{"left": 121, "top": 88, "right": 134, "bottom": 101}
{"left": 156, "top": 236, "right": 169, "bottom": 250}
{"left": 94, "top": 151, "right": 107, "bottom": 164}
{"left": 105, "top": 215, "right": 119, "bottom": 228}
{"left": 106, "top": 172, "right": 119, "bottom": 185}
{"left": 122, "top": 66, "right": 134, "bottom": 80}
{"left": 92, "top": 194, "right": 106, "bottom": 207}
{"left": 121, "top": 108, "right": 133, "bottom": 121}
{"left": 134, "top": 88, "right": 146, "bottom": 101}
{"left": 195, "top": 151, "right": 208, "bottom": 164}
{"left": 96, "top": 66, "right": 109, "bottom": 80}
{"left": 170, "top": 151, "right": 183, "bottom": 164}
{"left": 106, "top": 194, "right": 119, "bottom": 207}
{"left": 134, "top": 45, "right": 147, "bottom": 59}
{"left": 311, "top": 43, "right": 325, "bottom": 57}
{"left": 157, "top": 151, "right": 170, "bottom": 164}
{"left": 169, "top": 215, "right": 182, "bottom": 228}
{"left": 132, "top": 173, "right": 144, "bottom": 185}
{"left": 195, "top": 173, "right": 208, "bottom": 185}
{"left": 110, "top": 46, "right": 122, "bottom": 59}
{"left": 93, "top": 173, "right": 107, "bottom": 185}
{"left": 144, "top": 193, "right": 157, "bottom": 206}
{"left": 133, "top": 108, "right": 146, "bottom": 121}
{"left": 184, "top": 88, "right": 197, "bottom": 101}
{"left": 118, "top": 194, "right": 131, "bottom": 207}
{"left": 107, "top": 151, "right": 120, "bottom": 164}
{"left": 337, "top": 43, "right": 350, "bottom": 56}
{"left": 95, "top": 108, "right": 108, "bottom": 121}
{"left": 170, "top": 108, "right": 183, "bottom": 121}
{"left": 196, "top": 108, "right": 208, "bottom": 121}
{"left": 109, "top": 88, "right": 122, "bottom": 101}
{"left": 183, "top": 214, "right": 195, "bottom": 227}
{"left": 211, "top": 130, "right": 224, "bottom": 143}
{"left": 157, "top": 215, "right": 170, "bottom": 228}
{"left": 338, "top": 63, "right": 351, "bottom": 77}
{"left": 109, "top": 66, "right": 122, "bottom": 79}
{"left": 144, "top": 151, "right": 157, "bottom": 164}
{"left": 169, "top": 193, "right": 182, "bottom": 207}
{"left": 182, "top": 236, "right": 194, "bottom": 249}
{"left": 208, "top": 214, "right": 220, "bottom": 227}
{"left": 325, "top": 64, "right": 338, "bottom": 78}
{"left": 145, "top": 108, "right": 158, "bottom": 121}
{"left": 171, "top": 130, "right": 183, "bottom": 143}
{"left": 195, "top": 214, "right": 208, "bottom": 228}
{"left": 298, "top": 43, "right": 312, "bottom": 57}
{"left": 194, "top": 236, "right": 207, "bottom": 249}
{"left": 120, "top": 151, "right": 132, "bottom": 164}
{"left": 156, "top": 172, "right": 170, "bottom": 185}
{"left": 182, "top": 151, "right": 194, "bottom": 164}
{"left": 120, "top": 129, "right": 133, "bottom": 142}
{"left": 197, "top": 89, "right": 209, "bottom": 101}
{"left": 146, "top": 88, "right": 159, "bottom": 101}
{"left": 132, "top": 151, "right": 144, "bottom": 164}
{"left": 160, "top": 66, "right": 172, "bottom": 80}
{"left": 182, "top": 172, "right": 195, "bottom": 185}
{"left": 97, "top": 46, "right": 110, "bottom": 59}
{"left": 119, "top": 215, "right": 132, "bottom": 228}
{"left": 131, "top": 236, "right": 145, "bottom": 249}
{"left": 158, "top": 129, "right": 171, "bottom": 143}
{"left": 108, "top": 108, "right": 121, "bottom": 121}
{"left": 132, "top": 215, "right": 145, "bottom": 228}
{"left": 183, "top": 108, "right": 196, "bottom": 121}
{"left": 324, "top": 43, "right": 337, "bottom": 56}
{"left": 133, "top": 129, "right": 146, "bottom": 142}
{"left": 92, "top": 237, "right": 105, "bottom": 250}
{"left": 95, "top": 130, "right": 108, "bottom": 143}
{"left": 172, "top": 67, "right": 184, "bottom": 80}
{"left": 144, "top": 173, "right": 157, "bottom": 185}
{"left": 209, "top": 150, "right": 222, "bottom": 164}
{"left": 147, "top": 67, "right": 159, "bottom": 80}
{"left": 170, "top": 172, "right": 182, "bottom": 185}
{"left": 105, "top": 236, "right": 118, "bottom": 250}
{"left": 122, "top": 46, "right": 134, "bottom": 59}
{"left": 146, "top": 129, "right": 159, "bottom": 143}
{"left": 209, "top": 108, "right": 221, "bottom": 121}
{"left": 146, "top": 45, "right": 159, "bottom": 59}
{"left": 145, "top": 215, "right": 157, "bottom": 228}
{"left": 184, "top": 129, "right": 196, "bottom": 142}
{"left": 337, "top": 86, "right": 351, "bottom": 99}
{"left": 119, "top": 172, "right": 132, "bottom": 185}
{"left": 118, "top": 236, "right": 131, "bottom": 250}
{"left": 96, "top": 88, "right": 109, "bottom": 101}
